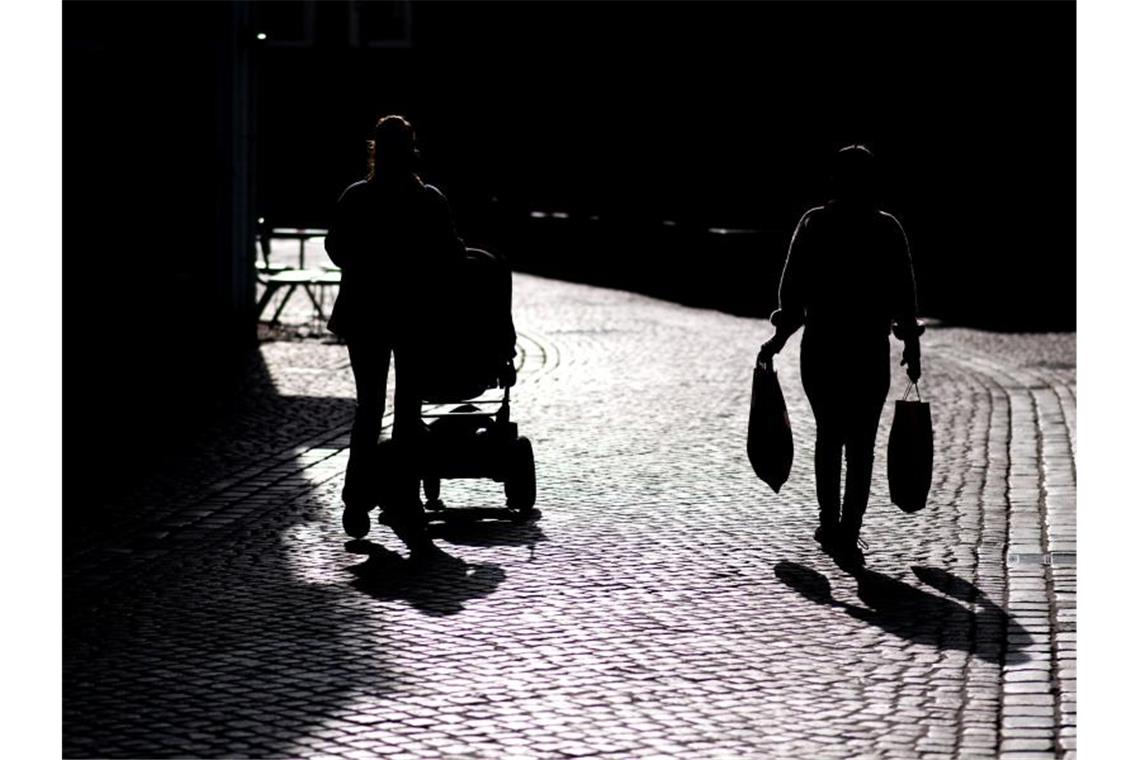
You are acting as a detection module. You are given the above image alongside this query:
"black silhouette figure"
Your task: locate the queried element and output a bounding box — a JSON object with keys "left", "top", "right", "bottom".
{"left": 325, "top": 115, "right": 468, "bottom": 551}
{"left": 760, "top": 145, "right": 924, "bottom": 567}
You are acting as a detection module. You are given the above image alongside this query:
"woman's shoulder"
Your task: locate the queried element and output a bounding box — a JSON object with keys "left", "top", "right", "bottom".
{"left": 797, "top": 205, "right": 829, "bottom": 229}
{"left": 421, "top": 182, "right": 450, "bottom": 204}
{"left": 419, "top": 183, "right": 455, "bottom": 217}
{"left": 337, "top": 179, "right": 371, "bottom": 203}
{"left": 876, "top": 209, "right": 909, "bottom": 238}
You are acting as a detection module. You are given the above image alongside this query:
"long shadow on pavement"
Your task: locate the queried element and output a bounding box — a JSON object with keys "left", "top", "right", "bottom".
{"left": 775, "top": 561, "right": 1029, "bottom": 665}
{"left": 65, "top": 351, "right": 383, "bottom": 757}
{"left": 345, "top": 510, "right": 546, "bottom": 614}
{"left": 65, "top": 502, "right": 394, "bottom": 757}
{"left": 65, "top": 349, "right": 535, "bottom": 756}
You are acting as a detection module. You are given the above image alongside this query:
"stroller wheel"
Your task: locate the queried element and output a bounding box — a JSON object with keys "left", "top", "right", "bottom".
{"left": 505, "top": 437, "right": 536, "bottom": 513}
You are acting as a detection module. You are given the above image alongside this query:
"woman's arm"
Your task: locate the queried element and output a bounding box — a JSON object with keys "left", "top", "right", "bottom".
{"left": 759, "top": 210, "right": 812, "bottom": 363}
{"left": 424, "top": 184, "right": 467, "bottom": 262}
{"left": 884, "top": 212, "right": 924, "bottom": 380}
{"left": 885, "top": 212, "right": 920, "bottom": 336}
{"left": 324, "top": 182, "right": 364, "bottom": 269}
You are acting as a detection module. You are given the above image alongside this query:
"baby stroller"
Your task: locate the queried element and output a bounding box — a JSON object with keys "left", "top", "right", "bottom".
{"left": 375, "top": 248, "right": 537, "bottom": 519}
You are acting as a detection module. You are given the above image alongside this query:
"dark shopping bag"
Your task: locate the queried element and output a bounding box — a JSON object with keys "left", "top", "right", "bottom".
{"left": 747, "top": 356, "right": 794, "bottom": 493}
{"left": 887, "top": 381, "right": 933, "bottom": 513}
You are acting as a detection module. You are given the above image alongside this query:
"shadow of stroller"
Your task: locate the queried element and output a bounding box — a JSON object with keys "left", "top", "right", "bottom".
{"left": 346, "top": 540, "right": 506, "bottom": 616}
{"left": 426, "top": 508, "right": 547, "bottom": 560}
{"left": 774, "top": 561, "right": 1029, "bottom": 665}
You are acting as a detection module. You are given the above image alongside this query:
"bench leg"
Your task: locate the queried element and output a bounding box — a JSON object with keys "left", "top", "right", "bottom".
{"left": 255, "top": 282, "right": 281, "bottom": 320}
{"left": 270, "top": 283, "right": 299, "bottom": 325}
{"left": 302, "top": 283, "right": 327, "bottom": 322}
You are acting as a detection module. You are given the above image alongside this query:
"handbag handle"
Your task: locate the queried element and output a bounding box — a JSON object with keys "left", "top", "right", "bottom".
{"left": 902, "top": 380, "right": 922, "bottom": 402}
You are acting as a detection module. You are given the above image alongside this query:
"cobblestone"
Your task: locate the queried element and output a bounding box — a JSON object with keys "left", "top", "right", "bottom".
{"left": 64, "top": 273, "right": 1075, "bottom": 758}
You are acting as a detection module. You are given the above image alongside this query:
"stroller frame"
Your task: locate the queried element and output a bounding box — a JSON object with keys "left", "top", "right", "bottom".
{"left": 416, "top": 382, "right": 536, "bottom": 516}
{"left": 374, "top": 246, "right": 536, "bottom": 519}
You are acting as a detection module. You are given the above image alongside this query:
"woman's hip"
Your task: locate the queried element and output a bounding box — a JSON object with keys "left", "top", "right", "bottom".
{"left": 800, "top": 335, "right": 889, "bottom": 407}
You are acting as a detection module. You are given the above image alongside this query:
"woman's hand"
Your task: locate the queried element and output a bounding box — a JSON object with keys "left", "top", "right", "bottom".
{"left": 500, "top": 360, "right": 517, "bottom": 388}
{"left": 758, "top": 338, "right": 781, "bottom": 367}
{"left": 760, "top": 308, "right": 800, "bottom": 368}
{"left": 901, "top": 340, "right": 922, "bottom": 383}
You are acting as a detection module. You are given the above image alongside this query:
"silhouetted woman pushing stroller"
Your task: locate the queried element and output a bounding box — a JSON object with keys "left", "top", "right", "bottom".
{"left": 760, "top": 145, "right": 923, "bottom": 568}
{"left": 325, "top": 115, "right": 466, "bottom": 551}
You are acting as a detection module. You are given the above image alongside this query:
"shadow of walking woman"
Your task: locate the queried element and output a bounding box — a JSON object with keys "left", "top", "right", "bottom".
{"left": 346, "top": 540, "right": 506, "bottom": 617}
{"left": 774, "top": 561, "right": 1029, "bottom": 665}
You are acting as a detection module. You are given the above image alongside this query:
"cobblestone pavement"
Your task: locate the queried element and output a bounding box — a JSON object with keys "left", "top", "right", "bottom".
{"left": 64, "top": 271, "right": 1076, "bottom": 759}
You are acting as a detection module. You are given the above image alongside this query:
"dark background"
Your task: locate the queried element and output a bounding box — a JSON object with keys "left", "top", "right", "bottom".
{"left": 254, "top": 0, "right": 1074, "bottom": 328}
{"left": 65, "top": 1, "right": 1074, "bottom": 503}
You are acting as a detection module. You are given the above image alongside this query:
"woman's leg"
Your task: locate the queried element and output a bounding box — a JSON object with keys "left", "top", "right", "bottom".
{"left": 384, "top": 344, "right": 428, "bottom": 546}
{"left": 839, "top": 398, "right": 885, "bottom": 541}
{"left": 802, "top": 337, "right": 843, "bottom": 536}
{"left": 837, "top": 341, "right": 891, "bottom": 555}
{"left": 812, "top": 405, "right": 844, "bottom": 532}
{"left": 392, "top": 345, "right": 423, "bottom": 448}
{"left": 345, "top": 340, "right": 391, "bottom": 509}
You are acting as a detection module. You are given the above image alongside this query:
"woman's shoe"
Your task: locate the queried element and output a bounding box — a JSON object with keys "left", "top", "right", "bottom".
{"left": 814, "top": 523, "right": 840, "bottom": 553}
{"left": 342, "top": 504, "right": 371, "bottom": 539}
{"left": 387, "top": 513, "right": 433, "bottom": 555}
{"left": 833, "top": 537, "right": 867, "bottom": 570}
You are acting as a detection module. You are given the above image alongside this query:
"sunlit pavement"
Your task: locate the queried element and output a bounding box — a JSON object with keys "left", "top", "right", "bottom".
{"left": 64, "top": 272, "right": 1075, "bottom": 759}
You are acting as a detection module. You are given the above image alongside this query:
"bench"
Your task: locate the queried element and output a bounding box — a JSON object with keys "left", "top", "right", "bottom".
{"left": 254, "top": 226, "right": 340, "bottom": 325}
{"left": 255, "top": 267, "right": 342, "bottom": 325}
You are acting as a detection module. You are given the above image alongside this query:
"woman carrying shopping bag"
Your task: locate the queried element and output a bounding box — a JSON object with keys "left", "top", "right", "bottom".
{"left": 758, "top": 145, "right": 923, "bottom": 568}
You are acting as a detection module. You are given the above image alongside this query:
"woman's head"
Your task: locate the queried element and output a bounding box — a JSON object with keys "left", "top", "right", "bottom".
{"left": 367, "top": 115, "right": 419, "bottom": 180}
{"left": 830, "top": 144, "right": 877, "bottom": 206}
